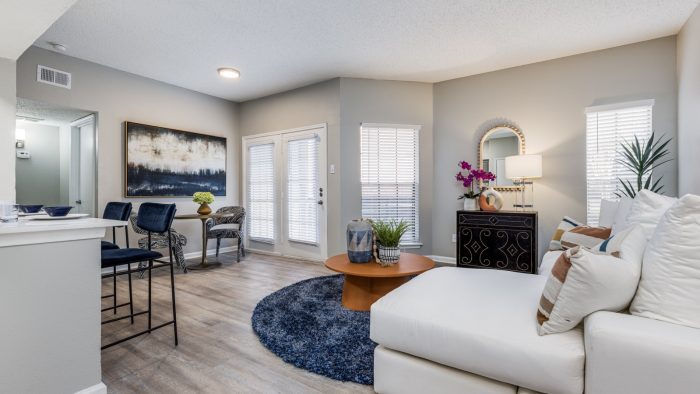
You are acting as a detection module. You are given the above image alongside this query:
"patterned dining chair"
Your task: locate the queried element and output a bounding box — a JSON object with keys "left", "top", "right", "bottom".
{"left": 206, "top": 206, "right": 246, "bottom": 262}
{"left": 130, "top": 213, "right": 189, "bottom": 272}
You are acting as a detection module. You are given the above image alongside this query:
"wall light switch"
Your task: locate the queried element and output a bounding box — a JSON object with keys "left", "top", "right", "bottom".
{"left": 16, "top": 150, "right": 31, "bottom": 159}
{"left": 451, "top": 233, "right": 457, "bottom": 243}
{"left": 329, "top": 164, "right": 335, "bottom": 174}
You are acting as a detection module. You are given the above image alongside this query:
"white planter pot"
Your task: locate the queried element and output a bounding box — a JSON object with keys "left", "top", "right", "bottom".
{"left": 377, "top": 245, "right": 401, "bottom": 266}
{"left": 462, "top": 197, "right": 478, "bottom": 211}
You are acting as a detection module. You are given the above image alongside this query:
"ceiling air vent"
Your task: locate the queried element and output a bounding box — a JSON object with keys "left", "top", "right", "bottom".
{"left": 37, "top": 65, "right": 71, "bottom": 89}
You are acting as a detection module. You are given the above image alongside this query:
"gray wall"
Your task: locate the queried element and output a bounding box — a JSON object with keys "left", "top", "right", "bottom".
{"left": 17, "top": 46, "right": 240, "bottom": 254}
{"left": 0, "top": 58, "right": 16, "bottom": 202}
{"left": 433, "top": 37, "right": 678, "bottom": 258}
{"left": 339, "top": 78, "right": 434, "bottom": 255}
{"left": 239, "top": 79, "right": 342, "bottom": 253}
{"left": 239, "top": 78, "right": 434, "bottom": 256}
{"left": 678, "top": 5, "right": 700, "bottom": 195}
{"left": 15, "top": 123, "right": 62, "bottom": 205}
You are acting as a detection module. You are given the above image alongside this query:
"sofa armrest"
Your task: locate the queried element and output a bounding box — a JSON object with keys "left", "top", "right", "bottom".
{"left": 585, "top": 311, "right": 700, "bottom": 394}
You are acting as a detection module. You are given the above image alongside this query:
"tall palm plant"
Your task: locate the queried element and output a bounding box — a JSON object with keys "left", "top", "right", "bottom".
{"left": 616, "top": 132, "right": 672, "bottom": 198}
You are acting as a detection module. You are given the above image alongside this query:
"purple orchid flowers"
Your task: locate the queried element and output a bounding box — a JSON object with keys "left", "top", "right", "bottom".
{"left": 455, "top": 161, "right": 496, "bottom": 199}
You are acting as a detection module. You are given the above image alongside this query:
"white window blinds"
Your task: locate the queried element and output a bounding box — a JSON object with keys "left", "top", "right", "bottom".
{"left": 585, "top": 100, "right": 653, "bottom": 225}
{"left": 247, "top": 143, "right": 275, "bottom": 241}
{"left": 361, "top": 124, "right": 420, "bottom": 243}
{"left": 287, "top": 136, "right": 319, "bottom": 244}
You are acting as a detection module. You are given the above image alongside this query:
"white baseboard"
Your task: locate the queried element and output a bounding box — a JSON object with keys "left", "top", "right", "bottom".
{"left": 245, "top": 248, "right": 324, "bottom": 262}
{"left": 426, "top": 255, "right": 456, "bottom": 265}
{"left": 100, "top": 246, "right": 242, "bottom": 274}
{"left": 75, "top": 382, "right": 106, "bottom": 394}
{"left": 182, "top": 245, "right": 239, "bottom": 260}
{"left": 245, "top": 247, "right": 282, "bottom": 257}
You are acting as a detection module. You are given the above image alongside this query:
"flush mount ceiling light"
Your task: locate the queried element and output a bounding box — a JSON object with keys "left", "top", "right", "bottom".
{"left": 217, "top": 67, "right": 240, "bottom": 79}
{"left": 48, "top": 42, "right": 67, "bottom": 52}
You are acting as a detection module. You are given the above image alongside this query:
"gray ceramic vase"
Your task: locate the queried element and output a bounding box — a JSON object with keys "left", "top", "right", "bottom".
{"left": 347, "top": 218, "right": 374, "bottom": 263}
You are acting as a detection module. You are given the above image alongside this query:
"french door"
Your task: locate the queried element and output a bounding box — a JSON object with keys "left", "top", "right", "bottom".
{"left": 243, "top": 124, "right": 327, "bottom": 260}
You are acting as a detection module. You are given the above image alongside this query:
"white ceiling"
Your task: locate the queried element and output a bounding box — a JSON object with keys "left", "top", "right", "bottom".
{"left": 16, "top": 98, "right": 92, "bottom": 124}
{"left": 0, "top": 0, "right": 78, "bottom": 60}
{"left": 34, "top": 0, "right": 700, "bottom": 102}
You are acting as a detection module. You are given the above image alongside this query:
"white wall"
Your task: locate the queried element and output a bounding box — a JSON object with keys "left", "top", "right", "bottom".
{"left": 678, "top": 5, "right": 700, "bottom": 195}
{"left": 15, "top": 123, "right": 62, "bottom": 205}
{"left": 0, "top": 58, "right": 16, "bottom": 202}
{"left": 339, "top": 78, "right": 434, "bottom": 255}
{"left": 433, "top": 37, "right": 678, "bottom": 258}
{"left": 17, "top": 46, "right": 240, "bottom": 254}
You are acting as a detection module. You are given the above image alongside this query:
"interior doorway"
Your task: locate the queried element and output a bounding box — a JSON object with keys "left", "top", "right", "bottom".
{"left": 15, "top": 98, "right": 98, "bottom": 216}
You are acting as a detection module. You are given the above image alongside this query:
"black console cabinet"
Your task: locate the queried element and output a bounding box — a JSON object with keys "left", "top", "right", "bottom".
{"left": 456, "top": 210, "right": 538, "bottom": 274}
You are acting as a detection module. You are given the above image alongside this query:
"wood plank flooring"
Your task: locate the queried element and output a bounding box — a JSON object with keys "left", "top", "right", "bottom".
{"left": 101, "top": 252, "right": 374, "bottom": 394}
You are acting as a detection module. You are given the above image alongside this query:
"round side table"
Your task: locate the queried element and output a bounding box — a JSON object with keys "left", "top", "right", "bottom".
{"left": 324, "top": 253, "right": 435, "bottom": 311}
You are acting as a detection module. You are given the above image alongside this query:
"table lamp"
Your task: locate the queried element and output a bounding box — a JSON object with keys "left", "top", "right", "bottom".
{"left": 505, "top": 154, "right": 542, "bottom": 211}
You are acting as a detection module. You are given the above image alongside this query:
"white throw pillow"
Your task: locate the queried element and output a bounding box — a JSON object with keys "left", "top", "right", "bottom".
{"left": 624, "top": 190, "right": 677, "bottom": 239}
{"left": 630, "top": 194, "right": 700, "bottom": 329}
{"left": 598, "top": 199, "right": 620, "bottom": 228}
{"left": 537, "top": 246, "right": 641, "bottom": 335}
{"left": 611, "top": 196, "right": 634, "bottom": 234}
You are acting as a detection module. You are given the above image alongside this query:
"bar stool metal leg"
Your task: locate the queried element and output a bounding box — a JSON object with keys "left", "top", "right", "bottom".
{"left": 168, "top": 233, "right": 178, "bottom": 346}
{"left": 127, "top": 263, "right": 134, "bottom": 324}
{"left": 147, "top": 259, "right": 152, "bottom": 332}
{"left": 112, "top": 266, "right": 117, "bottom": 314}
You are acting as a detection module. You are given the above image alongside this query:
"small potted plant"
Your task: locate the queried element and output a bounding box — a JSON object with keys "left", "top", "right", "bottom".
{"left": 372, "top": 219, "right": 410, "bottom": 267}
{"left": 455, "top": 161, "right": 495, "bottom": 210}
{"left": 193, "top": 192, "right": 215, "bottom": 215}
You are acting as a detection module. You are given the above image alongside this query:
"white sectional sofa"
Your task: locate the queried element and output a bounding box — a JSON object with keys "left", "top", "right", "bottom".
{"left": 370, "top": 250, "right": 700, "bottom": 393}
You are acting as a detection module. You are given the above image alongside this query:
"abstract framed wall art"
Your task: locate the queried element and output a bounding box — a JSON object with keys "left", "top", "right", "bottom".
{"left": 124, "top": 122, "right": 227, "bottom": 197}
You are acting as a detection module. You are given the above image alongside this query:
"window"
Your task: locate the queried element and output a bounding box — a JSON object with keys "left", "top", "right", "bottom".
{"left": 585, "top": 100, "right": 654, "bottom": 225}
{"left": 247, "top": 143, "right": 275, "bottom": 241}
{"left": 286, "top": 136, "right": 319, "bottom": 244}
{"left": 361, "top": 123, "right": 420, "bottom": 244}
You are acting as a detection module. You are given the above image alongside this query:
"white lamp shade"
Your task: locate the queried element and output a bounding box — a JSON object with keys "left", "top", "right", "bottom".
{"left": 505, "top": 154, "right": 542, "bottom": 179}
{"left": 15, "top": 129, "right": 26, "bottom": 140}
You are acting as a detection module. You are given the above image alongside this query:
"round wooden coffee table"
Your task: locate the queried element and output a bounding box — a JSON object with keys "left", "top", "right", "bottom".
{"left": 325, "top": 253, "right": 435, "bottom": 311}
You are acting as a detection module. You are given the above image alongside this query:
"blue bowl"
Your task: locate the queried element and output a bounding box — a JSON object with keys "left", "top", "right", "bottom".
{"left": 43, "top": 206, "right": 73, "bottom": 217}
{"left": 18, "top": 204, "right": 43, "bottom": 213}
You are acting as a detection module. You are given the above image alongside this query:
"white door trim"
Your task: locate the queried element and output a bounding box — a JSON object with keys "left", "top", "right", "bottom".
{"left": 242, "top": 123, "right": 328, "bottom": 260}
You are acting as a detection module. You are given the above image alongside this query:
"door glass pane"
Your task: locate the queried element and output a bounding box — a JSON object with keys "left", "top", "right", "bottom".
{"left": 247, "top": 143, "right": 275, "bottom": 241}
{"left": 287, "top": 136, "right": 319, "bottom": 244}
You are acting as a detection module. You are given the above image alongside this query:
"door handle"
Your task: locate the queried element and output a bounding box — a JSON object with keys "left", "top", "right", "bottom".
{"left": 75, "top": 200, "right": 82, "bottom": 204}
{"left": 317, "top": 200, "right": 323, "bottom": 205}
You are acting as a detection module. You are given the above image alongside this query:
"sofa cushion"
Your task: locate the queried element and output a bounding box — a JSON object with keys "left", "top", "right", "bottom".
{"left": 370, "top": 267, "right": 585, "bottom": 394}
{"left": 611, "top": 196, "right": 633, "bottom": 234}
{"left": 598, "top": 199, "right": 620, "bottom": 228}
{"left": 624, "top": 190, "right": 677, "bottom": 239}
{"left": 630, "top": 194, "right": 700, "bottom": 329}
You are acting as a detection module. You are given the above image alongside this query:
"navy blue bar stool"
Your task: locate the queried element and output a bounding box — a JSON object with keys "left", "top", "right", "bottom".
{"left": 101, "top": 203, "right": 179, "bottom": 350}
{"left": 100, "top": 202, "right": 133, "bottom": 315}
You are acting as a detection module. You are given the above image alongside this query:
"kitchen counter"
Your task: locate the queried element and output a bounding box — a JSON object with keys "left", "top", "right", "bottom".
{"left": 0, "top": 218, "right": 126, "bottom": 394}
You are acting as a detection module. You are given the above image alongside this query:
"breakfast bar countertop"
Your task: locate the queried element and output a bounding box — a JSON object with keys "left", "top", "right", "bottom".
{"left": 0, "top": 217, "right": 127, "bottom": 394}
{"left": 0, "top": 218, "right": 127, "bottom": 248}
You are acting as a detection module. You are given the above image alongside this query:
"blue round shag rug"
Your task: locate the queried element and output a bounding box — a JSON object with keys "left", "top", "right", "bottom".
{"left": 251, "top": 274, "right": 375, "bottom": 385}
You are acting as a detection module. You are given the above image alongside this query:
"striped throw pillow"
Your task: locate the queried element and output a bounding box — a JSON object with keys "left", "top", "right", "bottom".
{"left": 549, "top": 217, "right": 584, "bottom": 250}
{"left": 537, "top": 249, "right": 573, "bottom": 328}
{"left": 590, "top": 225, "right": 646, "bottom": 262}
{"left": 560, "top": 226, "right": 611, "bottom": 250}
{"left": 537, "top": 246, "right": 642, "bottom": 335}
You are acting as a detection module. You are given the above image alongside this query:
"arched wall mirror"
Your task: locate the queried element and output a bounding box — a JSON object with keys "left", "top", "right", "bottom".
{"left": 478, "top": 125, "right": 525, "bottom": 191}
